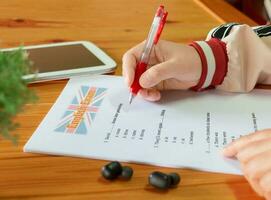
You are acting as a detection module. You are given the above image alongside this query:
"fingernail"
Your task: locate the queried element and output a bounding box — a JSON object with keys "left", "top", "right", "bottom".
{"left": 222, "top": 145, "right": 233, "bottom": 157}
{"left": 222, "top": 147, "right": 228, "bottom": 155}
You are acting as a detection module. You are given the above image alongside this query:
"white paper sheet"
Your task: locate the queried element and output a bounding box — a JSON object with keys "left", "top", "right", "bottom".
{"left": 24, "top": 75, "right": 271, "bottom": 175}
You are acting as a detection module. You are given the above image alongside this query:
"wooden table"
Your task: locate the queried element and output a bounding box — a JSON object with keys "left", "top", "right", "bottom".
{"left": 0, "top": 0, "right": 262, "bottom": 199}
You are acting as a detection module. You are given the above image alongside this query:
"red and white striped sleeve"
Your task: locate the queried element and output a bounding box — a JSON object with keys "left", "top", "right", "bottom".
{"left": 189, "top": 23, "right": 271, "bottom": 92}
{"left": 189, "top": 38, "right": 228, "bottom": 91}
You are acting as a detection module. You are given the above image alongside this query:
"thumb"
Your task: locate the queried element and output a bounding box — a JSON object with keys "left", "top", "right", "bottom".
{"left": 139, "top": 61, "right": 173, "bottom": 88}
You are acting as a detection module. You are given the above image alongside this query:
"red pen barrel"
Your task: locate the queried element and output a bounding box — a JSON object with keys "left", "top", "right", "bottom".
{"left": 128, "top": 5, "right": 167, "bottom": 102}
{"left": 130, "top": 62, "right": 148, "bottom": 95}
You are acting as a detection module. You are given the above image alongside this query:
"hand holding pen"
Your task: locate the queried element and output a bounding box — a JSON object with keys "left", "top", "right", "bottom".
{"left": 122, "top": 6, "right": 202, "bottom": 102}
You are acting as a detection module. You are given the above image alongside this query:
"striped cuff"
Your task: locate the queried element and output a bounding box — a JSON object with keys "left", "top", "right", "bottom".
{"left": 189, "top": 38, "right": 228, "bottom": 91}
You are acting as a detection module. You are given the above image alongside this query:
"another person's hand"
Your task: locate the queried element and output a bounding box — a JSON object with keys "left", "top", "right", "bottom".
{"left": 223, "top": 129, "right": 271, "bottom": 199}
{"left": 122, "top": 40, "right": 202, "bottom": 101}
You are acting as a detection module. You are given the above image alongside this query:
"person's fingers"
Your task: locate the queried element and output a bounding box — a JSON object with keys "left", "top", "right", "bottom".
{"left": 223, "top": 129, "right": 271, "bottom": 157}
{"left": 242, "top": 150, "right": 271, "bottom": 183}
{"left": 122, "top": 52, "right": 136, "bottom": 86}
{"left": 122, "top": 41, "right": 145, "bottom": 86}
{"left": 236, "top": 138, "right": 271, "bottom": 163}
{"left": 139, "top": 60, "right": 174, "bottom": 88}
{"left": 247, "top": 177, "right": 264, "bottom": 196}
{"left": 259, "top": 171, "right": 271, "bottom": 199}
{"left": 139, "top": 88, "right": 161, "bottom": 101}
{"left": 240, "top": 163, "right": 264, "bottom": 196}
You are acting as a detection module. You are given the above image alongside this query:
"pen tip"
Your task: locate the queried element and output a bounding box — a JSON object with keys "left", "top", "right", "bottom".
{"left": 129, "top": 93, "right": 134, "bottom": 104}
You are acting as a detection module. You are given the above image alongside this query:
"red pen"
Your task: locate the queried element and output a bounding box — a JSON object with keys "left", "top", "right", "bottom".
{"left": 128, "top": 5, "right": 168, "bottom": 104}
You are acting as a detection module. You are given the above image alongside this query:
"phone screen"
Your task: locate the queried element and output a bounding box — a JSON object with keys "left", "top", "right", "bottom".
{"left": 24, "top": 44, "right": 105, "bottom": 73}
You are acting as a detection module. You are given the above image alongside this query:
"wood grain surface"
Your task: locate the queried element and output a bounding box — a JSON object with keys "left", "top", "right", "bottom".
{"left": 195, "top": 0, "right": 258, "bottom": 26}
{"left": 0, "top": 0, "right": 264, "bottom": 199}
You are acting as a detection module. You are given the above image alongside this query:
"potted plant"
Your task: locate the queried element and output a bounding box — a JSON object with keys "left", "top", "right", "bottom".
{"left": 0, "top": 49, "right": 36, "bottom": 142}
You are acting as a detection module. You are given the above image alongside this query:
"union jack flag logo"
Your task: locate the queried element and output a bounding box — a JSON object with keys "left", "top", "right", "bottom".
{"left": 55, "top": 86, "right": 107, "bottom": 134}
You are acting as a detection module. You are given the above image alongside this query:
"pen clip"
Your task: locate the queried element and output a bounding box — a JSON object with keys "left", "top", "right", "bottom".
{"left": 154, "top": 10, "right": 168, "bottom": 44}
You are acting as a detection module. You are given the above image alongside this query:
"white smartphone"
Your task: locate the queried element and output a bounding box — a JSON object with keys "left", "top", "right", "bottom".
{"left": 1, "top": 41, "right": 117, "bottom": 82}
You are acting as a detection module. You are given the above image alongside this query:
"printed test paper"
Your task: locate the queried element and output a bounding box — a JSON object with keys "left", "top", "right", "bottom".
{"left": 24, "top": 75, "right": 271, "bottom": 175}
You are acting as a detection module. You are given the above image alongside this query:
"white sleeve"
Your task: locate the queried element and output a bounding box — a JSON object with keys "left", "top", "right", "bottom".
{"left": 207, "top": 23, "right": 271, "bottom": 92}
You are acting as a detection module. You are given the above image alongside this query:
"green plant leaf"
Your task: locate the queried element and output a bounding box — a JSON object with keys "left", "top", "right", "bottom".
{"left": 0, "top": 48, "right": 36, "bottom": 143}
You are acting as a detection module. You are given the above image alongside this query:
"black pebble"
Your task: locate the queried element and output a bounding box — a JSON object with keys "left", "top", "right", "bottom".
{"left": 149, "top": 171, "right": 171, "bottom": 189}
{"left": 149, "top": 171, "right": 181, "bottom": 189}
{"left": 168, "top": 173, "right": 181, "bottom": 186}
{"left": 121, "top": 166, "right": 133, "bottom": 180}
{"left": 101, "top": 161, "right": 122, "bottom": 180}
